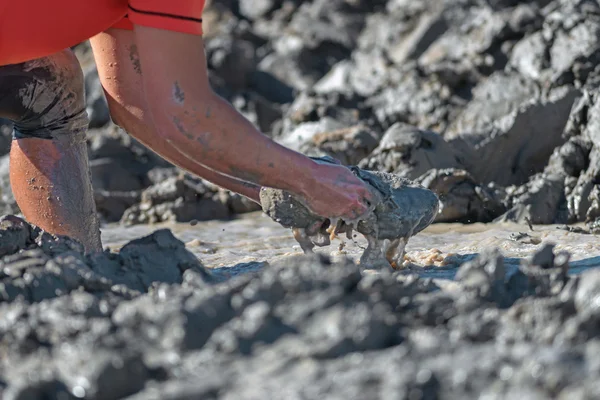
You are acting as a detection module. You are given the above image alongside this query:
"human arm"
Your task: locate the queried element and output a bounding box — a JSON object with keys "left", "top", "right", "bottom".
{"left": 89, "top": 29, "right": 261, "bottom": 203}
{"left": 132, "top": 26, "right": 374, "bottom": 220}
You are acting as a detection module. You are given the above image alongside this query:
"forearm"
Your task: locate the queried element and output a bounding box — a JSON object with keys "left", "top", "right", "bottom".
{"left": 133, "top": 26, "right": 318, "bottom": 197}
{"left": 107, "top": 97, "right": 261, "bottom": 203}
{"left": 149, "top": 88, "right": 317, "bottom": 197}
{"left": 91, "top": 29, "right": 262, "bottom": 203}
{"left": 129, "top": 26, "right": 375, "bottom": 223}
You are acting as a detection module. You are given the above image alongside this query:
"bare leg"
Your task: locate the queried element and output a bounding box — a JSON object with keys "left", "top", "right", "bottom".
{"left": 89, "top": 29, "right": 261, "bottom": 203}
{"left": 10, "top": 136, "right": 101, "bottom": 252}
{"left": 0, "top": 50, "right": 102, "bottom": 252}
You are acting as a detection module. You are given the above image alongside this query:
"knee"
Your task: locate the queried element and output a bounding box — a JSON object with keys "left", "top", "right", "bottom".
{"left": 12, "top": 50, "right": 88, "bottom": 140}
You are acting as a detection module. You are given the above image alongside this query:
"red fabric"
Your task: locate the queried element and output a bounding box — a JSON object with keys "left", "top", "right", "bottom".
{"left": 111, "top": 15, "right": 134, "bottom": 30}
{"left": 0, "top": 0, "right": 128, "bottom": 66}
{"left": 0, "top": 0, "right": 205, "bottom": 66}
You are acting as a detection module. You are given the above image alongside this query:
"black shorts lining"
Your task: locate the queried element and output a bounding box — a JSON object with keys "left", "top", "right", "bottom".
{"left": 128, "top": 5, "right": 202, "bottom": 23}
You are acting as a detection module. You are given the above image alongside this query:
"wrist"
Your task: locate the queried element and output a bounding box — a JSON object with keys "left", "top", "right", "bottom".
{"left": 283, "top": 155, "right": 320, "bottom": 198}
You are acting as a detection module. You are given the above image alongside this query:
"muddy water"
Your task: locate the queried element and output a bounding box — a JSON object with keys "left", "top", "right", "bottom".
{"left": 101, "top": 211, "right": 600, "bottom": 280}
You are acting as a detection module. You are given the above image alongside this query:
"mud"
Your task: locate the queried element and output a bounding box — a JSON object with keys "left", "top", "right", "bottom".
{"left": 358, "top": 123, "right": 466, "bottom": 180}
{"left": 120, "top": 173, "right": 258, "bottom": 226}
{"left": 0, "top": 214, "right": 599, "bottom": 399}
{"left": 259, "top": 157, "right": 439, "bottom": 268}
{"left": 5, "top": 0, "right": 600, "bottom": 397}
{"left": 416, "top": 168, "right": 505, "bottom": 223}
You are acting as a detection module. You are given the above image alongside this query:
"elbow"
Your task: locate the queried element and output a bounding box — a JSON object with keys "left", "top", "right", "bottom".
{"left": 104, "top": 94, "right": 146, "bottom": 132}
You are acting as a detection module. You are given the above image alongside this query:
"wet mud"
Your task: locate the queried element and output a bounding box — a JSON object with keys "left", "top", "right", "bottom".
{"left": 3, "top": 0, "right": 600, "bottom": 398}
{"left": 260, "top": 156, "right": 439, "bottom": 268}
{"left": 0, "top": 214, "right": 599, "bottom": 399}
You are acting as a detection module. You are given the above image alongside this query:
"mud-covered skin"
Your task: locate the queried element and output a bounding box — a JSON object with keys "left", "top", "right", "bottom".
{"left": 260, "top": 157, "right": 439, "bottom": 269}
{"left": 0, "top": 50, "right": 102, "bottom": 252}
{"left": 0, "top": 50, "right": 88, "bottom": 141}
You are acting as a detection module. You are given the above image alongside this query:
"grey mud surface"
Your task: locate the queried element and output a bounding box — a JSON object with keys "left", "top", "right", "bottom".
{"left": 1, "top": 212, "right": 600, "bottom": 399}
{"left": 5, "top": 0, "right": 600, "bottom": 398}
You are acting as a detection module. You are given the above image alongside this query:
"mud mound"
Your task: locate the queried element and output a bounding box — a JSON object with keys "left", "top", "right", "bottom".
{"left": 0, "top": 215, "right": 211, "bottom": 303}
{"left": 0, "top": 214, "right": 598, "bottom": 399}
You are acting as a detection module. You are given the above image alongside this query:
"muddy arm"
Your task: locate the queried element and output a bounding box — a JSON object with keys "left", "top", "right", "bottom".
{"left": 90, "top": 29, "right": 261, "bottom": 204}
{"left": 129, "top": 25, "right": 374, "bottom": 223}
{"left": 130, "top": 26, "right": 318, "bottom": 198}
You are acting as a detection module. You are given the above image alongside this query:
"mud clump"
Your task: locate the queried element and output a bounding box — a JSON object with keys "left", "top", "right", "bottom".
{"left": 0, "top": 215, "right": 210, "bottom": 303}
{"left": 417, "top": 168, "right": 505, "bottom": 223}
{"left": 260, "top": 157, "right": 439, "bottom": 268}
{"left": 300, "top": 125, "right": 381, "bottom": 166}
{"left": 359, "top": 123, "right": 467, "bottom": 180}
{"left": 120, "top": 173, "right": 259, "bottom": 226}
{"left": 0, "top": 215, "right": 599, "bottom": 399}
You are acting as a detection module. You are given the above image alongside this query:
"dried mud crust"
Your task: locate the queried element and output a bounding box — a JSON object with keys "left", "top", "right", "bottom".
{"left": 0, "top": 214, "right": 598, "bottom": 399}
{"left": 259, "top": 157, "right": 439, "bottom": 268}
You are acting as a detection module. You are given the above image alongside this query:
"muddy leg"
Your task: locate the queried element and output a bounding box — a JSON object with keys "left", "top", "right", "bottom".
{"left": 10, "top": 136, "right": 101, "bottom": 252}
{"left": 0, "top": 50, "right": 102, "bottom": 252}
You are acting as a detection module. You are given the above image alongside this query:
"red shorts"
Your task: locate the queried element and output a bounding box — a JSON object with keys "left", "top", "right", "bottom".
{"left": 0, "top": 0, "right": 206, "bottom": 66}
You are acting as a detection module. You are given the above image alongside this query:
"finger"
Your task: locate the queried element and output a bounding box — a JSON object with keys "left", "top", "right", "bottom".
{"left": 306, "top": 219, "right": 327, "bottom": 236}
{"left": 352, "top": 204, "right": 369, "bottom": 219}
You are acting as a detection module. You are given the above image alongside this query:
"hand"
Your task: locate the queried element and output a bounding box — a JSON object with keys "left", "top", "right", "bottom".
{"left": 299, "top": 163, "right": 376, "bottom": 221}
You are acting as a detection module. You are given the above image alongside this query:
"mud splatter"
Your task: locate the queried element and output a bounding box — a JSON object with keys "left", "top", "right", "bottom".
{"left": 172, "top": 81, "right": 185, "bottom": 105}
{"left": 172, "top": 116, "right": 194, "bottom": 140}
{"left": 128, "top": 44, "right": 142, "bottom": 75}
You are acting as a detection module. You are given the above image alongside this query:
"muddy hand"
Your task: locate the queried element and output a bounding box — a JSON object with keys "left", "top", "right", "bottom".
{"left": 292, "top": 219, "right": 331, "bottom": 254}
{"left": 290, "top": 219, "right": 340, "bottom": 254}
{"left": 301, "top": 163, "right": 375, "bottom": 222}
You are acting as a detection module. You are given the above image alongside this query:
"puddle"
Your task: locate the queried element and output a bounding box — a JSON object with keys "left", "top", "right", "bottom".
{"left": 100, "top": 212, "right": 600, "bottom": 281}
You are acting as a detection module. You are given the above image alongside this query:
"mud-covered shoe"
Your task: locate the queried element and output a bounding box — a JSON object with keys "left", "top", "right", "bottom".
{"left": 260, "top": 157, "right": 440, "bottom": 269}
